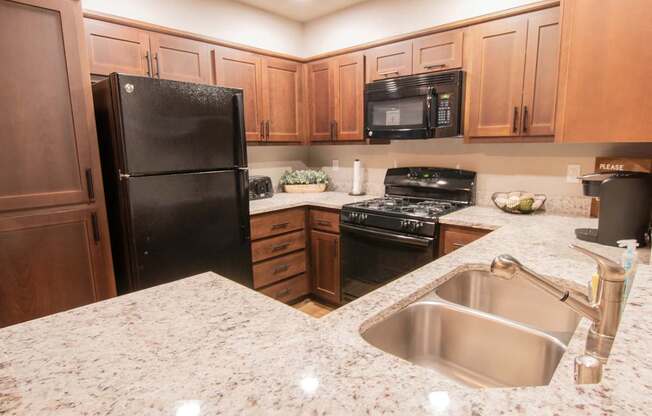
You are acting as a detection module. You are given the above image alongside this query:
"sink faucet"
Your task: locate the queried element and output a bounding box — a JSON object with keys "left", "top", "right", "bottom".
{"left": 490, "top": 244, "right": 626, "bottom": 362}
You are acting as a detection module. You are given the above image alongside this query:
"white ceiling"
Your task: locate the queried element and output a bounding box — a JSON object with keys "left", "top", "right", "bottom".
{"left": 233, "top": 0, "right": 370, "bottom": 22}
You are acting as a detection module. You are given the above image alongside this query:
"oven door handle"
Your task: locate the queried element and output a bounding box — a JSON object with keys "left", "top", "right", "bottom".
{"left": 340, "top": 223, "right": 434, "bottom": 248}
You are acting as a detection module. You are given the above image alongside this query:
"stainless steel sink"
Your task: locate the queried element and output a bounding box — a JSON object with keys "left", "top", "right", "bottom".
{"left": 434, "top": 268, "right": 581, "bottom": 344}
{"left": 361, "top": 266, "right": 581, "bottom": 388}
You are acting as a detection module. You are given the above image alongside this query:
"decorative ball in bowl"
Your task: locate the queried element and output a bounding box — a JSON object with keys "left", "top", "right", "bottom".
{"left": 280, "top": 169, "right": 329, "bottom": 193}
{"left": 492, "top": 191, "right": 546, "bottom": 214}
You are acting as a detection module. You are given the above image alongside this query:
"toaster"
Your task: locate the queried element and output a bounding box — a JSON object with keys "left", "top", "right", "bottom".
{"left": 249, "top": 175, "right": 274, "bottom": 200}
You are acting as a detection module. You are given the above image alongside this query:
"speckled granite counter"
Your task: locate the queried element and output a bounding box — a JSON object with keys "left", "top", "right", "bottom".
{"left": 249, "top": 191, "right": 378, "bottom": 215}
{"left": 2, "top": 196, "right": 652, "bottom": 415}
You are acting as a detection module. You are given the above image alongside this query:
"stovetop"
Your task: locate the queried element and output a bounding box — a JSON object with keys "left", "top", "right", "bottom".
{"left": 343, "top": 196, "right": 463, "bottom": 220}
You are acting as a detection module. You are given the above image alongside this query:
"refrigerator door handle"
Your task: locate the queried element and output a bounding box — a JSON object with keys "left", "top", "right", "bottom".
{"left": 233, "top": 93, "right": 248, "bottom": 168}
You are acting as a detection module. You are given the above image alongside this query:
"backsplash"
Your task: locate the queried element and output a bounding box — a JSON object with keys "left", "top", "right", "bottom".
{"left": 320, "top": 166, "right": 593, "bottom": 217}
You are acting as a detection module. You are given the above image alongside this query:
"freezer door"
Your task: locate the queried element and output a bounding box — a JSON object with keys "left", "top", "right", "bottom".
{"left": 114, "top": 74, "right": 246, "bottom": 174}
{"left": 123, "top": 170, "right": 252, "bottom": 292}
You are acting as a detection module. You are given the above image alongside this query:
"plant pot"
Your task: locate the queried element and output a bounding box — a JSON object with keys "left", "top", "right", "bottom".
{"left": 284, "top": 184, "right": 327, "bottom": 193}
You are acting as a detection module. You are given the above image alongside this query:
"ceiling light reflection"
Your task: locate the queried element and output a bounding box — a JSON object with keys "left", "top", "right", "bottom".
{"left": 299, "top": 376, "right": 320, "bottom": 395}
{"left": 175, "top": 400, "right": 202, "bottom": 416}
{"left": 428, "top": 391, "right": 450, "bottom": 412}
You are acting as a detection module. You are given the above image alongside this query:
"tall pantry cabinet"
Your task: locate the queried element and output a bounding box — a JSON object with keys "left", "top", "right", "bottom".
{"left": 0, "top": 0, "right": 116, "bottom": 328}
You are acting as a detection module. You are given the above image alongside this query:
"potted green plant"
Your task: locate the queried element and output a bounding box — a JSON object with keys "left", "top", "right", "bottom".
{"left": 280, "top": 169, "right": 329, "bottom": 193}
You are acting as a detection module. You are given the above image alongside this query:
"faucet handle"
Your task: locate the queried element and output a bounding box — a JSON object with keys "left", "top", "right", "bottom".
{"left": 569, "top": 244, "right": 626, "bottom": 282}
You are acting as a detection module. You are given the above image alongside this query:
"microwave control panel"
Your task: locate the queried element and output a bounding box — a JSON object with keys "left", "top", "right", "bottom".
{"left": 436, "top": 93, "right": 452, "bottom": 127}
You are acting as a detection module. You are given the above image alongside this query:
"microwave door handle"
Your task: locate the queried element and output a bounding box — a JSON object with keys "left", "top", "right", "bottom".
{"left": 425, "top": 88, "right": 434, "bottom": 133}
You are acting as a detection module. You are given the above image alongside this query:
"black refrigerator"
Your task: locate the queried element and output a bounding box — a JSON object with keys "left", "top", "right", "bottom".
{"left": 93, "top": 74, "right": 252, "bottom": 294}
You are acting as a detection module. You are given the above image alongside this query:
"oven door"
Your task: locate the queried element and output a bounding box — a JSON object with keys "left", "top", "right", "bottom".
{"left": 340, "top": 223, "right": 436, "bottom": 303}
{"left": 364, "top": 90, "right": 435, "bottom": 140}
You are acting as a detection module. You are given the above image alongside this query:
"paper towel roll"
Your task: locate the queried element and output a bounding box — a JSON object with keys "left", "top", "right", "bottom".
{"left": 352, "top": 159, "right": 362, "bottom": 195}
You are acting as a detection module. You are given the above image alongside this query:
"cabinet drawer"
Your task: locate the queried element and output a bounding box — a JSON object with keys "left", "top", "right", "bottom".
{"left": 310, "top": 209, "right": 340, "bottom": 233}
{"left": 250, "top": 208, "right": 305, "bottom": 240}
{"left": 259, "top": 273, "right": 309, "bottom": 304}
{"left": 251, "top": 230, "right": 306, "bottom": 263}
{"left": 253, "top": 250, "right": 306, "bottom": 289}
{"left": 439, "top": 224, "right": 491, "bottom": 256}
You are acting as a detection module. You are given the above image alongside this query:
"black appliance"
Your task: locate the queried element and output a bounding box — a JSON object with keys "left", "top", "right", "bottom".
{"left": 364, "top": 71, "right": 464, "bottom": 140}
{"left": 93, "top": 73, "right": 252, "bottom": 293}
{"left": 576, "top": 171, "right": 652, "bottom": 246}
{"left": 249, "top": 175, "right": 274, "bottom": 200}
{"left": 340, "top": 167, "right": 476, "bottom": 303}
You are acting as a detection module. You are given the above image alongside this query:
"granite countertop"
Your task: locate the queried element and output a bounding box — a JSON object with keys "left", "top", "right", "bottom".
{"left": 249, "top": 191, "right": 378, "bottom": 215}
{"left": 2, "top": 193, "right": 651, "bottom": 415}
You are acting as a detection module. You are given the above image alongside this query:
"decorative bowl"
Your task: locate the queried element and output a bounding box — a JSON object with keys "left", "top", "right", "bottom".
{"left": 491, "top": 191, "right": 546, "bottom": 214}
{"left": 284, "top": 183, "right": 327, "bottom": 193}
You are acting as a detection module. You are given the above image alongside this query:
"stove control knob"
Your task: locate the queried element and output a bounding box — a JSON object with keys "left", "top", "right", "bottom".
{"left": 400, "top": 219, "right": 407, "bottom": 229}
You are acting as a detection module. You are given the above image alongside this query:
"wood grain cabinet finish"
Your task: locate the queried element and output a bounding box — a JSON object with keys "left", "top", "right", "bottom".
{"left": 467, "top": 8, "right": 559, "bottom": 140}
{"left": 0, "top": 209, "right": 114, "bottom": 327}
{"left": 309, "top": 209, "right": 340, "bottom": 234}
{"left": 412, "top": 29, "right": 463, "bottom": 74}
{"left": 251, "top": 229, "right": 306, "bottom": 263}
{"left": 365, "top": 40, "right": 412, "bottom": 82}
{"left": 259, "top": 273, "right": 310, "bottom": 304}
{"left": 0, "top": 0, "right": 116, "bottom": 327}
{"left": 250, "top": 208, "right": 305, "bottom": 240}
{"left": 85, "top": 18, "right": 151, "bottom": 78}
{"left": 310, "top": 229, "right": 341, "bottom": 305}
{"left": 261, "top": 57, "right": 303, "bottom": 142}
{"left": 253, "top": 250, "right": 307, "bottom": 289}
{"left": 213, "top": 46, "right": 264, "bottom": 142}
{"left": 333, "top": 52, "right": 365, "bottom": 141}
{"left": 307, "top": 59, "right": 334, "bottom": 142}
{"left": 149, "top": 33, "right": 212, "bottom": 84}
{"left": 556, "top": 0, "right": 652, "bottom": 142}
{"left": 439, "top": 224, "right": 491, "bottom": 256}
{"left": 467, "top": 14, "right": 528, "bottom": 138}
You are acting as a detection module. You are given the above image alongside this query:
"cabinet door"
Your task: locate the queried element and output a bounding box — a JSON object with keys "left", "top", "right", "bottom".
{"left": 0, "top": 208, "right": 114, "bottom": 328}
{"left": 521, "top": 8, "right": 560, "bottom": 137}
{"left": 333, "top": 53, "right": 365, "bottom": 141}
{"left": 149, "top": 33, "right": 212, "bottom": 84}
{"left": 556, "top": 0, "right": 652, "bottom": 142}
{"left": 467, "top": 15, "right": 528, "bottom": 138}
{"left": 213, "top": 46, "right": 264, "bottom": 142}
{"left": 365, "top": 40, "right": 412, "bottom": 82}
{"left": 308, "top": 59, "right": 334, "bottom": 142}
{"left": 412, "top": 29, "right": 463, "bottom": 74}
{"left": 84, "top": 18, "right": 151, "bottom": 78}
{"left": 310, "top": 229, "right": 340, "bottom": 305}
{"left": 262, "top": 57, "right": 302, "bottom": 142}
{"left": 0, "top": 0, "right": 96, "bottom": 212}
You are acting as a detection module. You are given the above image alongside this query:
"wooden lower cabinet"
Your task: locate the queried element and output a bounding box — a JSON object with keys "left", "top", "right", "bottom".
{"left": 0, "top": 208, "right": 115, "bottom": 328}
{"left": 439, "top": 224, "right": 491, "bottom": 256}
{"left": 310, "top": 229, "right": 341, "bottom": 305}
{"left": 259, "top": 274, "right": 310, "bottom": 304}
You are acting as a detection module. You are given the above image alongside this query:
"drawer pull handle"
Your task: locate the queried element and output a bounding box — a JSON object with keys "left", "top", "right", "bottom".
{"left": 271, "top": 243, "right": 290, "bottom": 252}
{"left": 273, "top": 264, "right": 289, "bottom": 274}
{"left": 276, "top": 288, "right": 291, "bottom": 298}
{"left": 378, "top": 70, "right": 399, "bottom": 76}
{"left": 271, "top": 222, "right": 289, "bottom": 230}
{"left": 424, "top": 63, "right": 446, "bottom": 70}
{"left": 316, "top": 220, "right": 331, "bottom": 226}
{"left": 452, "top": 242, "right": 466, "bottom": 248}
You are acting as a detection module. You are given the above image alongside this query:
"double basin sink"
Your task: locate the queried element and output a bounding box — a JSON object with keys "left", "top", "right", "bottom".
{"left": 361, "top": 266, "right": 581, "bottom": 388}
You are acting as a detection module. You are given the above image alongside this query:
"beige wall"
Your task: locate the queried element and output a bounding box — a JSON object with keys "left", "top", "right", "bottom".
{"left": 82, "top": 0, "right": 304, "bottom": 56}
{"left": 247, "top": 146, "right": 309, "bottom": 190}
{"left": 302, "top": 0, "right": 543, "bottom": 56}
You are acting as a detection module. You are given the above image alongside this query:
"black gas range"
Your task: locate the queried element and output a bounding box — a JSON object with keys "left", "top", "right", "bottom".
{"left": 340, "top": 167, "right": 476, "bottom": 303}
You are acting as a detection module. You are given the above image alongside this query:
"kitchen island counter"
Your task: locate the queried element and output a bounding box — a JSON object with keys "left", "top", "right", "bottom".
{"left": 2, "top": 197, "right": 651, "bottom": 415}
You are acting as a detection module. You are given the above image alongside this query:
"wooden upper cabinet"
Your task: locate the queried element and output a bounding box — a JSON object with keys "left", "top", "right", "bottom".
{"left": 467, "top": 14, "right": 528, "bottom": 138}
{"left": 1, "top": 0, "right": 96, "bottom": 212}
{"left": 307, "top": 59, "right": 334, "bottom": 142}
{"left": 522, "top": 8, "right": 560, "bottom": 136}
{"left": 365, "top": 40, "right": 412, "bottom": 82}
{"left": 261, "top": 57, "right": 302, "bottom": 142}
{"left": 310, "top": 229, "right": 340, "bottom": 305}
{"left": 0, "top": 208, "right": 113, "bottom": 327}
{"left": 412, "top": 29, "right": 463, "bottom": 74}
{"left": 333, "top": 53, "right": 364, "bottom": 141}
{"left": 556, "top": 0, "right": 652, "bottom": 142}
{"left": 149, "top": 33, "right": 212, "bottom": 84}
{"left": 213, "top": 46, "right": 264, "bottom": 142}
{"left": 85, "top": 18, "right": 151, "bottom": 78}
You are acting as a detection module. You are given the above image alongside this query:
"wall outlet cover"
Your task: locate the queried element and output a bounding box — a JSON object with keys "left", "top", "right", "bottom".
{"left": 332, "top": 159, "right": 339, "bottom": 171}
{"left": 566, "top": 164, "right": 581, "bottom": 183}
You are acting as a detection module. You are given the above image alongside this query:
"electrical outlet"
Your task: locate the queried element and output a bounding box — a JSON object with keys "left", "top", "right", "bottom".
{"left": 566, "top": 164, "right": 581, "bottom": 183}
{"left": 393, "top": 160, "right": 398, "bottom": 168}
{"left": 332, "top": 159, "right": 339, "bottom": 171}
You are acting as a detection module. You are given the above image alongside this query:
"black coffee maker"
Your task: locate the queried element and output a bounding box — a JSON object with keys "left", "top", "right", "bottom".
{"left": 576, "top": 172, "right": 652, "bottom": 246}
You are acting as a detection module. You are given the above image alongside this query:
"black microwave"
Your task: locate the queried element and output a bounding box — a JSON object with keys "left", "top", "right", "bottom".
{"left": 364, "top": 70, "right": 464, "bottom": 140}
